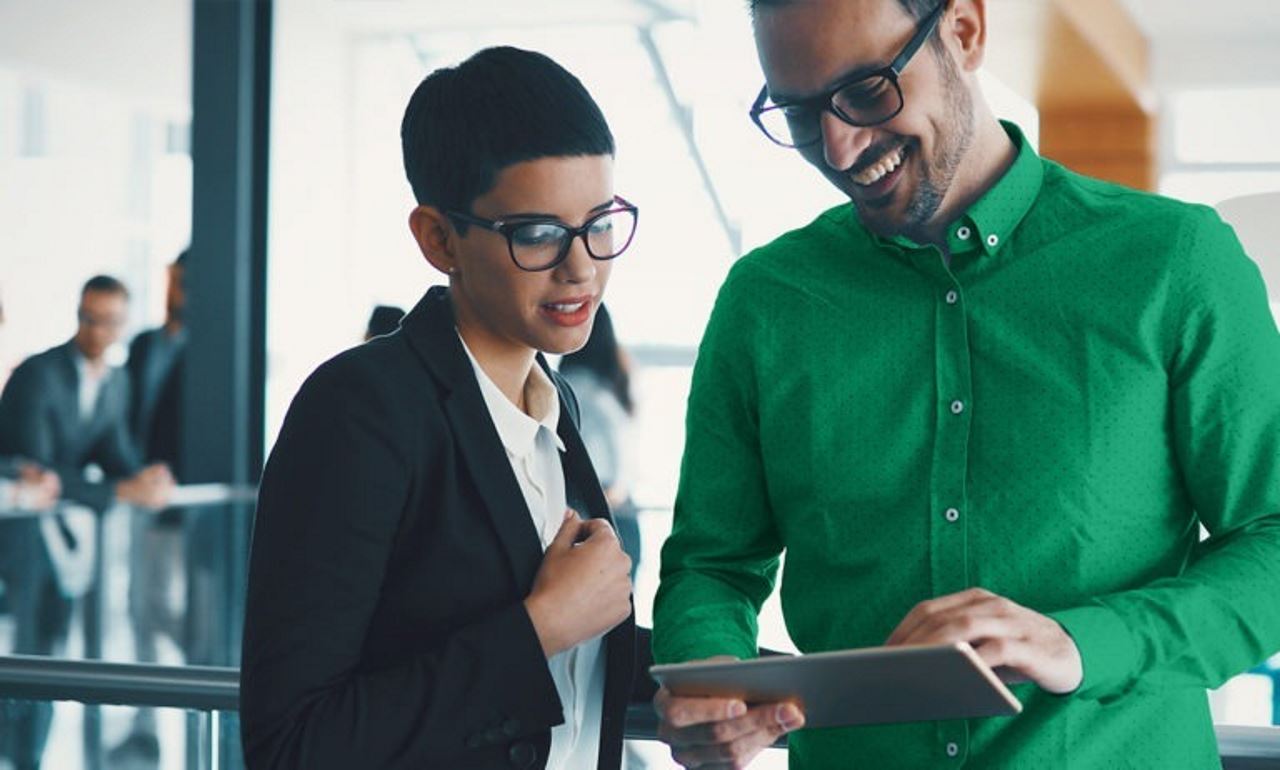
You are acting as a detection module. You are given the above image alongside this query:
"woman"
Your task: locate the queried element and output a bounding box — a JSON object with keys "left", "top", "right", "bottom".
{"left": 559, "top": 304, "right": 642, "bottom": 580}
{"left": 240, "top": 47, "right": 652, "bottom": 770}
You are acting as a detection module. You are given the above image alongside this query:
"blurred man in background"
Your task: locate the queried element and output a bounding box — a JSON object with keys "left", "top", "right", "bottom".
{"left": 363, "top": 304, "right": 405, "bottom": 341}
{"left": 0, "top": 275, "right": 174, "bottom": 769}
{"left": 110, "top": 252, "right": 191, "bottom": 766}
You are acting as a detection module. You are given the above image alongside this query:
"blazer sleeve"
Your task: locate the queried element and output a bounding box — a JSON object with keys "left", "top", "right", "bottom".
{"left": 240, "top": 356, "right": 563, "bottom": 770}
{"left": 0, "top": 360, "right": 56, "bottom": 465}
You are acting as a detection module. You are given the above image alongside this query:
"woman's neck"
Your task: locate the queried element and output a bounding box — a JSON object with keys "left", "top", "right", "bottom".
{"left": 457, "top": 323, "right": 538, "bottom": 413}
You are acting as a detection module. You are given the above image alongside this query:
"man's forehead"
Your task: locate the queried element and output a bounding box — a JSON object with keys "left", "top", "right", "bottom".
{"left": 754, "top": 0, "right": 916, "bottom": 99}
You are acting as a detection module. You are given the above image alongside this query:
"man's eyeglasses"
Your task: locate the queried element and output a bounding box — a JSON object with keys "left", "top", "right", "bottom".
{"left": 446, "top": 196, "right": 639, "bottom": 273}
{"left": 749, "top": 0, "right": 948, "bottom": 148}
{"left": 77, "top": 311, "right": 126, "bottom": 330}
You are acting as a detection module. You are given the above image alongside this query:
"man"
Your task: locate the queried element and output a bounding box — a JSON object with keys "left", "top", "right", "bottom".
{"left": 652, "top": 1, "right": 1280, "bottom": 767}
{"left": 0, "top": 275, "right": 174, "bottom": 770}
{"left": 111, "top": 253, "right": 189, "bottom": 766}
{"left": 364, "top": 304, "right": 405, "bottom": 341}
{"left": 0, "top": 297, "right": 62, "bottom": 517}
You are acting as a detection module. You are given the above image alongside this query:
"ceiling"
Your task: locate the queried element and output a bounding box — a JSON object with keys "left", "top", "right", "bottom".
{"left": 1, "top": 0, "right": 1276, "bottom": 111}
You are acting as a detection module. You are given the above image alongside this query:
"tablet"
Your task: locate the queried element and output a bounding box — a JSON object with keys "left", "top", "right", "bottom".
{"left": 649, "top": 642, "right": 1022, "bottom": 729}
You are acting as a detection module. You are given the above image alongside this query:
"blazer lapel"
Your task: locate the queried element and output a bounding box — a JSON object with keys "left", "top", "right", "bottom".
{"left": 549, "top": 363, "right": 640, "bottom": 758}
{"left": 403, "top": 287, "right": 546, "bottom": 593}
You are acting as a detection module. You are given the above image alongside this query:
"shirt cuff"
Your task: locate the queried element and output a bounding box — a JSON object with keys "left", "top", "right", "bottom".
{"left": 1048, "top": 603, "right": 1140, "bottom": 700}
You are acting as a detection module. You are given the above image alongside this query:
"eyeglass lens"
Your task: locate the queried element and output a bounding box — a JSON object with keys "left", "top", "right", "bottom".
{"left": 509, "top": 209, "right": 637, "bottom": 270}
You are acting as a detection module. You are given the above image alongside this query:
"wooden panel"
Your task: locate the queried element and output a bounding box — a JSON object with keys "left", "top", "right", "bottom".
{"left": 1035, "top": 0, "right": 1156, "bottom": 190}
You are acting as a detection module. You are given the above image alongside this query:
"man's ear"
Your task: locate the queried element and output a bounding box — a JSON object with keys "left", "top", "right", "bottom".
{"left": 946, "top": 0, "right": 987, "bottom": 73}
{"left": 408, "top": 205, "right": 459, "bottom": 275}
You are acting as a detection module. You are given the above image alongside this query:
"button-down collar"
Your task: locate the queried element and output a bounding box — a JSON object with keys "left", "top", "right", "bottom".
{"left": 872, "top": 121, "right": 1045, "bottom": 260}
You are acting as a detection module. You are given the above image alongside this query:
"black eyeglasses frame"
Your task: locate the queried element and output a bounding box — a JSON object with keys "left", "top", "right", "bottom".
{"left": 445, "top": 195, "right": 639, "bottom": 273}
{"left": 749, "top": 0, "right": 949, "bottom": 148}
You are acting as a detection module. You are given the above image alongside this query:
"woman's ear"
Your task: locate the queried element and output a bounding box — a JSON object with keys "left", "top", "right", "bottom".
{"left": 408, "top": 205, "right": 459, "bottom": 276}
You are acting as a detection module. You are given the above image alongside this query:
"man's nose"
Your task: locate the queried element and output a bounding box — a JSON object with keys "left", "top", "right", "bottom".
{"left": 820, "top": 111, "right": 875, "bottom": 173}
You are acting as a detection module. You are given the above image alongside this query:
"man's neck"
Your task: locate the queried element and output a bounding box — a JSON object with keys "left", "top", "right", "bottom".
{"left": 73, "top": 345, "right": 107, "bottom": 379}
{"left": 905, "top": 117, "right": 1017, "bottom": 250}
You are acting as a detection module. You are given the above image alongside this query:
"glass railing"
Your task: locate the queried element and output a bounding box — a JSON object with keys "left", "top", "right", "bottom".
{"left": 0, "top": 655, "right": 1275, "bottom": 769}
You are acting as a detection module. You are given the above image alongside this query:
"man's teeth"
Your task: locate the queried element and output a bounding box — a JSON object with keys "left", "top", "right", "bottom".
{"left": 853, "top": 147, "right": 906, "bottom": 186}
{"left": 547, "top": 302, "right": 585, "bottom": 313}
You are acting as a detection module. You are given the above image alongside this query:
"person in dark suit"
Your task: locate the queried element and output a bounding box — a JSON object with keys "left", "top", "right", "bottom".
{"left": 0, "top": 275, "right": 174, "bottom": 770}
{"left": 363, "top": 304, "right": 405, "bottom": 341}
{"left": 240, "top": 47, "right": 650, "bottom": 770}
{"left": 110, "top": 251, "right": 189, "bottom": 765}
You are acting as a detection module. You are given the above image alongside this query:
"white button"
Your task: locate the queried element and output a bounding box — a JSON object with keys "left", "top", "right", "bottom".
{"left": 956, "top": 226, "right": 971, "bottom": 240}
{"left": 950, "top": 400, "right": 965, "bottom": 415}
{"left": 986, "top": 233, "right": 999, "bottom": 247}
{"left": 945, "top": 290, "right": 959, "bottom": 305}
{"left": 944, "top": 507, "right": 960, "bottom": 522}
{"left": 946, "top": 741, "right": 960, "bottom": 757}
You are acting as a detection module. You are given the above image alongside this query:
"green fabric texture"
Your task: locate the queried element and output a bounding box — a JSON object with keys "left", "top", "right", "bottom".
{"left": 653, "top": 123, "right": 1280, "bottom": 768}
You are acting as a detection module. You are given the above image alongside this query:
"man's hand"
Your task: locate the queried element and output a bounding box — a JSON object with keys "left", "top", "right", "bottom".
{"left": 885, "top": 587, "right": 1082, "bottom": 694}
{"left": 15, "top": 462, "right": 60, "bottom": 510}
{"left": 115, "top": 463, "right": 175, "bottom": 510}
{"left": 524, "top": 509, "right": 632, "bottom": 657}
{"left": 654, "top": 657, "right": 804, "bottom": 769}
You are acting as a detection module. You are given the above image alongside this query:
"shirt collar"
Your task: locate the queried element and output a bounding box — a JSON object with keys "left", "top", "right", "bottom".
{"left": 457, "top": 331, "right": 564, "bottom": 458}
{"left": 875, "top": 120, "right": 1044, "bottom": 259}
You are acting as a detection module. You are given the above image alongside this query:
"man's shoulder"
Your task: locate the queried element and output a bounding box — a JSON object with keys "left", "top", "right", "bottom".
{"left": 9, "top": 344, "right": 71, "bottom": 383}
{"left": 732, "top": 203, "right": 857, "bottom": 284}
{"left": 1038, "top": 159, "right": 1212, "bottom": 231}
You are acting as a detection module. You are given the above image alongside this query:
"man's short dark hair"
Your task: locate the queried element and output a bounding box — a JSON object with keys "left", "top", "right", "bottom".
{"left": 400, "top": 46, "right": 615, "bottom": 220}
{"left": 81, "top": 275, "right": 129, "bottom": 299}
{"left": 366, "top": 305, "right": 405, "bottom": 339}
{"left": 750, "top": 0, "right": 938, "bottom": 20}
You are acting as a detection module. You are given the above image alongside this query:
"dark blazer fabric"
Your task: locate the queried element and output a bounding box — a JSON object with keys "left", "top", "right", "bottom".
{"left": 241, "top": 287, "right": 656, "bottom": 770}
{"left": 0, "top": 341, "right": 141, "bottom": 512}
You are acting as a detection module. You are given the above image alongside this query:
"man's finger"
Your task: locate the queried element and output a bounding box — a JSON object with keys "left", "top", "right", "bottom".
{"left": 658, "top": 693, "right": 747, "bottom": 731}
{"left": 895, "top": 611, "right": 1021, "bottom": 649}
{"left": 886, "top": 588, "right": 1002, "bottom": 645}
{"left": 664, "top": 701, "right": 794, "bottom": 747}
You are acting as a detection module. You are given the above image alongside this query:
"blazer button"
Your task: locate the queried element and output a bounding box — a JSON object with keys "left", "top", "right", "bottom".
{"left": 508, "top": 741, "right": 537, "bottom": 768}
{"left": 484, "top": 727, "right": 505, "bottom": 744}
{"left": 502, "top": 718, "right": 522, "bottom": 737}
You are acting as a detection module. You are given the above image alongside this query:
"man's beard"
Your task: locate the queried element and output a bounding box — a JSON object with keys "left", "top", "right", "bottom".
{"left": 853, "top": 49, "right": 975, "bottom": 237}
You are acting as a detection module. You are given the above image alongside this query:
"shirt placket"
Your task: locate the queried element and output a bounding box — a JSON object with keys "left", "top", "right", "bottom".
{"left": 916, "top": 245, "right": 975, "bottom": 765}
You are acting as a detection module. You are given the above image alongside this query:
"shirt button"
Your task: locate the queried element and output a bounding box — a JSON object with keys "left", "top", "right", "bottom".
{"left": 986, "top": 233, "right": 999, "bottom": 247}
{"left": 956, "top": 226, "right": 971, "bottom": 240}
{"left": 945, "top": 290, "right": 959, "bottom": 305}
{"left": 946, "top": 741, "right": 960, "bottom": 757}
{"left": 950, "top": 400, "right": 965, "bottom": 415}
{"left": 944, "top": 507, "right": 960, "bottom": 523}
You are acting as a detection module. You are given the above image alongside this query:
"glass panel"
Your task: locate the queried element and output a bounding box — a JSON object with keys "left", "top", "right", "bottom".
{"left": 0, "top": 698, "right": 242, "bottom": 770}
{"left": 1173, "top": 88, "right": 1280, "bottom": 165}
{"left": 0, "top": 0, "right": 195, "bottom": 672}
{"left": 1158, "top": 171, "right": 1280, "bottom": 207}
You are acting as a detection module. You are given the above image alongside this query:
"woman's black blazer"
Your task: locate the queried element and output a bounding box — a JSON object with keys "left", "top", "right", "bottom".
{"left": 240, "top": 286, "right": 655, "bottom": 769}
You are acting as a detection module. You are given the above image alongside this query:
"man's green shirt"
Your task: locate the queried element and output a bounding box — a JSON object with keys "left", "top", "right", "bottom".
{"left": 653, "top": 123, "right": 1280, "bottom": 768}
